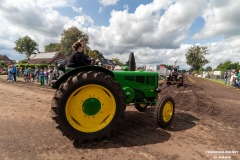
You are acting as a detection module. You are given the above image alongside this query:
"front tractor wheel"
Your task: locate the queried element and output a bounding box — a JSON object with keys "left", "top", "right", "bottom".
{"left": 155, "top": 96, "right": 175, "bottom": 128}
{"left": 51, "top": 71, "right": 126, "bottom": 142}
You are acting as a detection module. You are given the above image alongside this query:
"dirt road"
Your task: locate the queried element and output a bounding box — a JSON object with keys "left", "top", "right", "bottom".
{"left": 0, "top": 76, "right": 239, "bottom": 160}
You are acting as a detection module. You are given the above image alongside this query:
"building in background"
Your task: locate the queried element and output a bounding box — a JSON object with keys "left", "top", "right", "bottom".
{"left": 145, "top": 64, "right": 170, "bottom": 77}
{"left": 27, "top": 52, "right": 66, "bottom": 64}
{"left": 0, "top": 55, "right": 16, "bottom": 65}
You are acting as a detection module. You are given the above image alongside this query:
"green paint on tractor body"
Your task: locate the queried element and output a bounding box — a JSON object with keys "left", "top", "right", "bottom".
{"left": 113, "top": 70, "right": 158, "bottom": 103}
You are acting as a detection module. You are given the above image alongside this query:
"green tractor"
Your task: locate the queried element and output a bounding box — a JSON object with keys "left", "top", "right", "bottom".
{"left": 51, "top": 65, "right": 175, "bottom": 143}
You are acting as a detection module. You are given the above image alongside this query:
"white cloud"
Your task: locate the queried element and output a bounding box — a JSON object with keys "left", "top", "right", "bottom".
{"left": 88, "top": 0, "right": 206, "bottom": 52}
{"left": 98, "top": 0, "right": 119, "bottom": 6}
{"left": 0, "top": 0, "right": 69, "bottom": 51}
{"left": 72, "top": 7, "right": 83, "bottom": 14}
{"left": 36, "top": 0, "right": 73, "bottom": 8}
{"left": 0, "top": 0, "right": 92, "bottom": 53}
{"left": 194, "top": 0, "right": 240, "bottom": 39}
{"left": 204, "top": 36, "right": 240, "bottom": 68}
{"left": 86, "top": 0, "right": 206, "bottom": 69}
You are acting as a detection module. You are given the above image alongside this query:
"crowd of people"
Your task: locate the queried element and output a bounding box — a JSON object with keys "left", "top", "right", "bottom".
{"left": 7, "top": 65, "right": 64, "bottom": 86}
{"left": 224, "top": 69, "right": 240, "bottom": 89}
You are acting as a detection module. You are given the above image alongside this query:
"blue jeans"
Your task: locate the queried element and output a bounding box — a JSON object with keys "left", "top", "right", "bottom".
{"left": 44, "top": 76, "right": 48, "bottom": 84}
{"left": 238, "top": 80, "right": 240, "bottom": 89}
{"left": 224, "top": 78, "right": 228, "bottom": 84}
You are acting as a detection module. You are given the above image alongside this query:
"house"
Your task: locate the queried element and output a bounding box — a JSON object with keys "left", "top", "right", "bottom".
{"left": 158, "top": 65, "right": 169, "bottom": 76}
{"left": 28, "top": 52, "right": 66, "bottom": 64}
{"left": 0, "top": 55, "right": 15, "bottom": 64}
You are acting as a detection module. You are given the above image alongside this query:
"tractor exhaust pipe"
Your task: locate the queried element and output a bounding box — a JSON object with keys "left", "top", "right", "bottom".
{"left": 129, "top": 52, "right": 136, "bottom": 71}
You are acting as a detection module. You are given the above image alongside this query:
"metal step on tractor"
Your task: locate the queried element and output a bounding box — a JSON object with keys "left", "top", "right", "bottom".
{"left": 51, "top": 53, "right": 175, "bottom": 143}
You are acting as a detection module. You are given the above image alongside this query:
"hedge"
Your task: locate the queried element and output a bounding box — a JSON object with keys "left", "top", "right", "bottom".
{"left": 17, "top": 63, "right": 55, "bottom": 69}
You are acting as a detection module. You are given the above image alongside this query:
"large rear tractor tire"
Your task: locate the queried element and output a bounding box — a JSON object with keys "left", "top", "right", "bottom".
{"left": 51, "top": 71, "right": 126, "bottom": 142}
{"left": 155, "top": 96, "right": 175, "bottom": 128}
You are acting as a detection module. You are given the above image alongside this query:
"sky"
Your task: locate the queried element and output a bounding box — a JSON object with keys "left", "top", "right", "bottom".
{"left": 0, "top": 0, "right": 240, "bottom": 70}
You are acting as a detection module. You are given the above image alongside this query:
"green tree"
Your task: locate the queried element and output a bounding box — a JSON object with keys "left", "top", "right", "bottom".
{"left": 215, "top": 60, "right": 240, "bottom": 71}
{"left": 215, "top": 60, "right": 232, "bottom": 71}
{"left": 86, "top": 50, "right": 104, "bottom": 59}
{"left": 185, "top": 45, "right": 209, "bottom": 72}
{"left": 111, "top": 58, "right": 124, "bottom": 66}
{"left": 205, "top": 66, "right": 212, "bottom": 71}
{"left": 231, "top": 62, "right": 240, "bottom": 71}
{"left": 60, "top": 26, "right": 89, "bottom": 57}
{"left": 45, "top": 43, "right": 61, "bottom": 52}
{"left": 13, "top": 35, "right": 38, "bottom": 59}
{"left": 0, "top": 60, "right": 7, "bottom": 68}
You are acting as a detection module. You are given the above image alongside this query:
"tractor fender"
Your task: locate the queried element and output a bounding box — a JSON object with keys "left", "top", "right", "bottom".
{"left": 52, "top": 66, "right": 114, "bottom": 89}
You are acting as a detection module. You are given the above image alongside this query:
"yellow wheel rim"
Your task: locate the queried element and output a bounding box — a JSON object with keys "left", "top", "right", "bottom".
{"left": 65, "top": 84, "right": 116, "bottom": 133}
{"left": 162, "top": 101, "right": 173, "bottom": 122}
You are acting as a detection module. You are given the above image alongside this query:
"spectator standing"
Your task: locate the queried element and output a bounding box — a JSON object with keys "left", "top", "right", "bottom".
{"left": 39, "top": 69, "right": 44, "bottom": 86}
{"left": 16, "top": 67, "right": 20, "bottom": 77}
{"left": 53, "top": 67, "right": 58, "bottom": 80}
{"left": 12, "top": 65, "right": 17, "bottom": 81}
{"left": 31, "top": 68, "right": 36, "bottom": 82}
{"left": 7, "top": 65, "right": 13, "bottom": 82}
{"left": 44, "top": 67, "right": 49, "bottom": 85}
{"left": 230, "top": 70, "right": 237, "bottom": 87}
{"left": 23, "top": 68, "right": 28, "bottom": 81}
{"left": 21, "top": 67, "right": 25, "bottom": 77}
{"left": 24, "top": 67, "right": 31, "bottom": 82}
{"left": 224, "top": 71, "right": 228, "bottom": 84}
{"left": 34, "top": 67, "right": 40, "bottom": 82}
{"left": 49, "top": 70, "right": 53, "bottom": 86}
{"left": 48, "top": 66, "right": 53, "bottom": 80}
{"left": 237, "top": 69, "right": 240, "bottom": 89}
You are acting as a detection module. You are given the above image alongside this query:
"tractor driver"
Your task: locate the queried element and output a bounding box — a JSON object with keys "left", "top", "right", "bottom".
{"left": 172, "top": 65, "right": 178, "bottom": 73}
{"left": 171, "top": 65, "right": 178, "bottom": 80}
{"left": 67, "top": 41, "right": 93, "bottom": 68}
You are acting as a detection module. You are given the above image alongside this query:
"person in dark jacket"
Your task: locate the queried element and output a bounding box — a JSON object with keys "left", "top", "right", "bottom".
{"left": 12, "top": 65, "right": 17, "bottom": 81}
{"left": 67, "top": 41, "right": 92, "bottom": 68}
